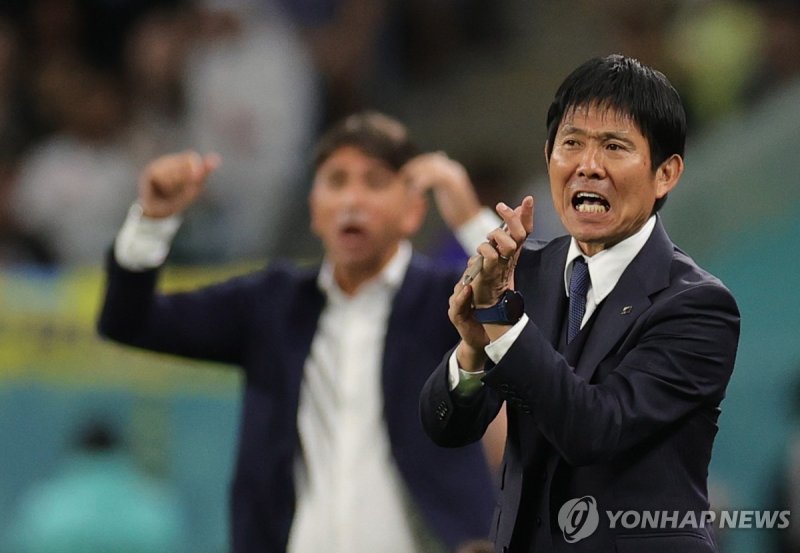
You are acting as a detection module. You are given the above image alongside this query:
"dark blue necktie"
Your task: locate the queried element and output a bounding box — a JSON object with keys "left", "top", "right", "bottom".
{"left": 568, "top": 257, "right": 590, "bottom": 343}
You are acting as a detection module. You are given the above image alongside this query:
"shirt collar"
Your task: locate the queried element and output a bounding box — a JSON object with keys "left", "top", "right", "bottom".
{"left": 317, "top": 240, "right": 412, "bottom": 297}
{"left": 564, "top": 215, "right": 656, "bottom": 304}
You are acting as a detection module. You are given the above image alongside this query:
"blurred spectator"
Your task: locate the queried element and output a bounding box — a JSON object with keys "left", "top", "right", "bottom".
{"left": 284, "top": 0, "right": 389, "bottom": 125}
{"left": 0, "top": 153, "right": 54, "bottom": 265}
{"left": 173, "top": 0, "right": 319, "bottom": 262}
{"left": 5, "top": 421, "right": 187, "bottom": 553}
{"left": 745, "top": 0, "right": 800, "bottom": 104}
{"left": 4, "top": 0, "right": 322, "bottom": 265}
{"left": 0, "top": 17, "right": 37, "bottom": 156}
{"left": 282, "top": 0, "right": 507, "bottom": 126}
{"left": 0, "top": 16, "right": 55, "bottom": 264}
{"left": 665, "top": 0, "right": 765, "bottom": 126}
{"left": 597, "top": 0, "right": 677, "bottom": 69}
{"left": 10, "top": 61, "right": 138, "bottom": 265}
{"left": 596, "top": 0, "right": 771, "bottom": 128}
{"left": 18, "top": 0, "right": 89, "bottom": 138}
{"left": 4, "top": 0, "right": 147, "bottom": 265}
{"left": 123, "top": 5, "right": 192, "bottom": 166}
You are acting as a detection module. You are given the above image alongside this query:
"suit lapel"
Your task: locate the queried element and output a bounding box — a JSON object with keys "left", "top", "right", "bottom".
{"left": 574, "top": 218, "right": 674, "bottom": 381}
{"left": 517, "top": 238, "right": 570, "bottom": 348}
{"left": 381, "top": 255, "right": 453, "bottom": 448}
{"left": 285, "top": 269, "right": 326, "bottom": 407}
{"left": 382, "top": 255, "right": 432, "bottom": 397}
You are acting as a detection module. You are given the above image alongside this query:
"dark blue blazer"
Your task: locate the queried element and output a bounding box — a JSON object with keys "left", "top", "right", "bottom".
{"left": 98, "top": 252, "right": 495, "bottom": 552}
{"left": 420, "top": 218, "right": 740, "bottom": 553}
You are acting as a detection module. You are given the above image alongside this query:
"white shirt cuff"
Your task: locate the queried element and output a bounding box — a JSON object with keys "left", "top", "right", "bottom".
{"left": 114, "top": 203, "right": 182, "bottom": 271}
{"left": 454, "top": 207, "right": 502, "bottom": 254}
{"left": 447, "top": 350, "right": 486, "bottom": 393}
{"left": 485, "top": 314, "right": 529, "bottom": 364}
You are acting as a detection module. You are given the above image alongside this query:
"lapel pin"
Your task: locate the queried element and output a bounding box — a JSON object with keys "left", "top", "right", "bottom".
{"left": 620, "top": 306, "right": 633, "bottom": 315}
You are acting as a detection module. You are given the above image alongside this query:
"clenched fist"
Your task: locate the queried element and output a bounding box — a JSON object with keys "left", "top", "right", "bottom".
{"left": 138, "top": 151, "right": 221, "bottom": 218}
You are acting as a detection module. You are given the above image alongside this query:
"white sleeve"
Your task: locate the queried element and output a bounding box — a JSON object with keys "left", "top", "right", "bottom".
{"left": 484, "top": 314, "right": 530, "bottom": 364}
{"left": 113, "top": 203, "right": 182, "bottom": 271}
{"left": 454, "top": 207, "right": 502, "bottom": 254}
{"left": 447, "top": 350, "right": 487, "bottom": 396}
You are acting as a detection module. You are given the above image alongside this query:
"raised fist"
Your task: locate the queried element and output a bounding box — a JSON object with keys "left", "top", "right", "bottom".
{"left": 138, "top": 151, "right": 221, "bottom": 218}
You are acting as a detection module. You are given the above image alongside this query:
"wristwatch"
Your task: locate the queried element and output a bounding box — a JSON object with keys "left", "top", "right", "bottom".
{"left": 474, "top": 290, "right": 525, "bottom": 325}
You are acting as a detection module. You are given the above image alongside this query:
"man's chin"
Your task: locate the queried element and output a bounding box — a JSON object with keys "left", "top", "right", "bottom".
{"left": 565, "top": 222, "right": 607, "bottom": 243}
{"left": 331, "top": 250, "right": 379, "bottom": 271}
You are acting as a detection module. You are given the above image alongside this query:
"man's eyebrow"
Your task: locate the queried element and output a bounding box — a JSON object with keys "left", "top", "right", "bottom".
{"left": 559, "top": 125, "right": 635, "bottom": 145}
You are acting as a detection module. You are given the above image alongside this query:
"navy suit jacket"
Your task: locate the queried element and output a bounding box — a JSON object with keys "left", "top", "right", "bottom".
{"left": 420, "top": 218, "right": 740, "bottom": 553}
{"left": 98, "top": 252, "right": 495, "bottom": 552}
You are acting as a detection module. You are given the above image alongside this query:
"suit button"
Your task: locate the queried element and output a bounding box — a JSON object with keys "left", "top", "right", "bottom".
{"left": 542, "top": 472, "right": 548, "bottom": 482}
{"left": 499, "top": 384, "right": 510, "bottom": 393}
{"left": 535, "top": 516, "right": 542, "bottom": 527}
{"left": 435, "top": 401, "right": 448, "bottom": 420}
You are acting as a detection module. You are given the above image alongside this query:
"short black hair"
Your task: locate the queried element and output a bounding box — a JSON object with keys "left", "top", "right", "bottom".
{"left": 313, "top": 111, "right": 418, "bottom": 172}
{"left": 545, "top": 55, "right": 687, "bottom": 212}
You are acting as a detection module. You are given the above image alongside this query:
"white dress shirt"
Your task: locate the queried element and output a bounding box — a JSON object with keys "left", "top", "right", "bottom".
{"left": 288, "top": 241, "right": 438, "bottom": 553}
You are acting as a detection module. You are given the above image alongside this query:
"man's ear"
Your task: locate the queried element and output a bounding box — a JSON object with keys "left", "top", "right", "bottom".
{"left": 308, "top": 184, "right": 322, "bottom": 238}
{"left": 543, "top": 141, "right": 550, "bottom": 170}
{"left": 655, "top": 154, "right": 684, "bottom": 199}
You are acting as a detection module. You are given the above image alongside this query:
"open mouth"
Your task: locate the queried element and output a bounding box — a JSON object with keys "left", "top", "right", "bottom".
{"left": 341, "top": 224, "right": 363, "bottom": 235}
{"left": 338, "top": 223, "right": 367, "bottom": 241}
{"left": 572, "top": 191, "right": 610, "bottom": 214}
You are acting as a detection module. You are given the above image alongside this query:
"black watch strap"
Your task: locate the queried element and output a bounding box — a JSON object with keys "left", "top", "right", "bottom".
{"left": 473, "top": 290, "right": 525, "bottom": 325}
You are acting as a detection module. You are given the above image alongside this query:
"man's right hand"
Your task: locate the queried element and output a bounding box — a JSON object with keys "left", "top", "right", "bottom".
{"left": 138, "top": 151, "right": 221, "bottom": 218}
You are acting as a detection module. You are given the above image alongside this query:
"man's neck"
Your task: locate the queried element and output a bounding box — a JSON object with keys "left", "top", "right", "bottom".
{"left": 332, "top": 243, "right": 402, "bottom": 296}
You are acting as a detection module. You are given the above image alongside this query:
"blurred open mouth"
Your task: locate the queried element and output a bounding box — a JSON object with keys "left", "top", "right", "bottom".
{"left": 335, "top": 215, "right": 370, "bottom": 248}
{"left": 339, "top": 223, "right": 366, "bottom": 237}
{"left": 572, "top": 191, "right": 610, "bottom": 214}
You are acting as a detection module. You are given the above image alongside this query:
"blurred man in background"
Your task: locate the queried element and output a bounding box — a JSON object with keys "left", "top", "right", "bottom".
{"left": 6, "top": 421, "right": 187, "bottom": 553}
{"left": 99, "top": 111, "right": 501, "bottom": 552}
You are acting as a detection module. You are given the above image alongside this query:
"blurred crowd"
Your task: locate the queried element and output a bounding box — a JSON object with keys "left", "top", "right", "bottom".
{"left": 0, "top": 0, "right": 798, "bottom": 267}
{"left": 0, "top": 0, "right": 507, "bottom": 266}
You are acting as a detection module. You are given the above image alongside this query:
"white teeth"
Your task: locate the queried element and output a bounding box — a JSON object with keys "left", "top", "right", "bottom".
{"left": 577, "top": 192, "right": 604, "bottom": 200}
{"left": 576, "top": 203, "right": 608, "bottom": 213}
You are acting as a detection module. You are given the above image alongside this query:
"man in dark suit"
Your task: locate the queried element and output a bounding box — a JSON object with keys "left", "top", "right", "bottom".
{"left": 98, "top": 112, "right": 498, "bottom": 552}
{"left": 420, "top": 55, "right": 741, "bottom": 553}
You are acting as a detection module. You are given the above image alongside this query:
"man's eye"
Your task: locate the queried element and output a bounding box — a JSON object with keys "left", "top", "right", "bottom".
{"left": 366, "top": 174, "right": 391, "bottom": 189}
{"left": 327, "top": 173, "right": 346, "bottom": 188}
{"left": 606, "top": 143, "right": 624, "bottom": 151}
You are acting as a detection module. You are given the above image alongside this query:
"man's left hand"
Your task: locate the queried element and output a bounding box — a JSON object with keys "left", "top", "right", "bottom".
{"left": 401, "top": 152, "right": 482, "bottom": 230}
{"left": 471, "top": 196, "right": 534, "bottom": 308}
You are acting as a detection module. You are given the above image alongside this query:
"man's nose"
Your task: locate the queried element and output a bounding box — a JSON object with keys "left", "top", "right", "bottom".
{"left": 339, "top": 181, "right": 366, "bottom": 207}
{"left": 576, "top": 145, "right": 606, "bottom": 179}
